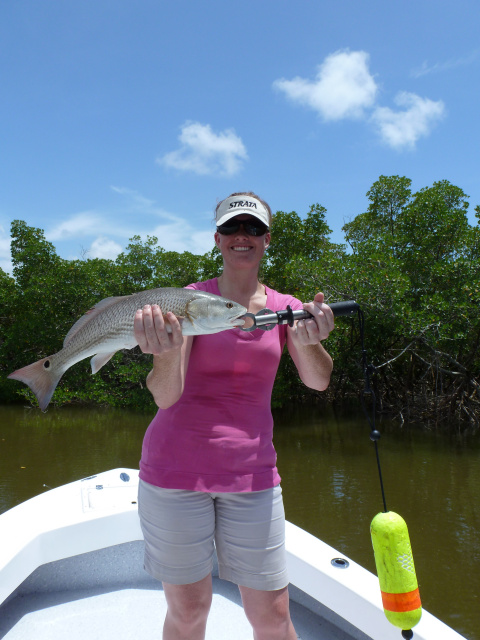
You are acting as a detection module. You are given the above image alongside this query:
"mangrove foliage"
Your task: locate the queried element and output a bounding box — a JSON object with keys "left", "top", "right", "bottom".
{"left": 1, "top": 176, "right": 479, "bottom": 428}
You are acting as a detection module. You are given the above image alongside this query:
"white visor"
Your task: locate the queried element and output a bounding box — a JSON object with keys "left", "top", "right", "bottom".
{"left": 216, "top": 195, "right": 270, "bottom": 228}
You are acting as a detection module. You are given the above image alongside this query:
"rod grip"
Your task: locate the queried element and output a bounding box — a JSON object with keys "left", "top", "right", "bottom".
{"left": 329, "top": 300, "right": 360, "bottom": 317}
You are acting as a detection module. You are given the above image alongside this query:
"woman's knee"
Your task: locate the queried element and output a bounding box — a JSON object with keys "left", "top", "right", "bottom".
{"left": 164, "top": 576, "right": 213, "bottom": 628}
{"left": 240, "top": 586, "right": 293, "bottom": 635}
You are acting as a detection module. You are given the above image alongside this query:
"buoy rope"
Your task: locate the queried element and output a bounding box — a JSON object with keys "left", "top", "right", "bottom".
{"left": 357, "top": 308, "right": 388, "bottom": 513}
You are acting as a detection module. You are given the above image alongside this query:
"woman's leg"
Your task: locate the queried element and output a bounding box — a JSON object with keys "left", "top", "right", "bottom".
{"left": 138, "top": 482, "right": 216, "bottom": 638}
{"left": 239, "top": 585, "right": 297, "bottom": 640}
{"left": 163, "top": 575, "right": 213, "bottom": 640}
{"left": 214, "top": 486, "right": 296, "bottom": 639}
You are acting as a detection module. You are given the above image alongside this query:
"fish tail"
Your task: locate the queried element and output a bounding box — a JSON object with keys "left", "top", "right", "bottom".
{"left": 8, "top": 356, "right": 63, "bottom": 411}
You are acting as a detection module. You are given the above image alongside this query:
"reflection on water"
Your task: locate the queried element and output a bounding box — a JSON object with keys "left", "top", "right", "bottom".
{"left": 275, "top": 405, "right": 479, "bottom": 640}
{"left": 0, "top": 405, "right": 150, "bottom": 513}
{"left": 0, "top": 404, "right": 478, "bottom": 639}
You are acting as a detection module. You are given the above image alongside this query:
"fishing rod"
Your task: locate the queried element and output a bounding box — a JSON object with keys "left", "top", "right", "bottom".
{"left": 240, "top": 299, "right": 360, "bottom": 331}
{"left": 243, "top": 299, "right": 422, "bottom": 639}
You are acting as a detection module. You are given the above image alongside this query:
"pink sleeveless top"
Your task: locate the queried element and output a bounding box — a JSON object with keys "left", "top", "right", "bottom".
{"left": 139, "top": 278, "right": 303, "bottom": 492}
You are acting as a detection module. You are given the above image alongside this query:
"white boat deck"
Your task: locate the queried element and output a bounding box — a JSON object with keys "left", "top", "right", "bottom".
{"left": 0, "top": 541, "right": 369, "bottom": 640}
{"left": 0, "top": 469, "right": 467, "bottom": 640}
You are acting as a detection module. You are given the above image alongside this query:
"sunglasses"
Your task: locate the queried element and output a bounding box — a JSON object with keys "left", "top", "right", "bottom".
{"left": 217, "top": 218, "right": 269, "bottom": 237}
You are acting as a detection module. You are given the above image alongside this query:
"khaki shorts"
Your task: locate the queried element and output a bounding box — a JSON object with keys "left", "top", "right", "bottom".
{"left": 138, "top": 480, "right": 288, "bottom": 591}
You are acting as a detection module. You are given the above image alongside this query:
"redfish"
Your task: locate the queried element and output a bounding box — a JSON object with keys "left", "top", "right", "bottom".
{"left": 8, "top": 287, "right": 246, "bottom": 411}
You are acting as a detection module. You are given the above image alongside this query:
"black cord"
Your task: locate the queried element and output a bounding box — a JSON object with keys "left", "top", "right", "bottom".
{"left": 358, "top": 308, "right": 388, "bottom": 513}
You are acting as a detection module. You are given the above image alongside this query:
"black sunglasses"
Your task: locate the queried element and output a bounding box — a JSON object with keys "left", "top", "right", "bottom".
{"left": 217, "top": 218, "right": 269, "bottom": 237}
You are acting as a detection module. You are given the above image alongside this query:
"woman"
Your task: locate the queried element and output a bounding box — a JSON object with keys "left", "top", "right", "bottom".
{"left": 134, "top": 192, "right": 334, "bottom": 640}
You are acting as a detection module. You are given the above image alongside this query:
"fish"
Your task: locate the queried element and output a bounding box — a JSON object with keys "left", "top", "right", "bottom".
{"left": 8, "top": 287, "right": 247, "bottom": 411}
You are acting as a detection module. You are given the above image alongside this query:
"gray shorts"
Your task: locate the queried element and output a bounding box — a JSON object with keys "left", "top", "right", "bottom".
{"left": 138, "top": 480, "right": 288, "bottom": 591}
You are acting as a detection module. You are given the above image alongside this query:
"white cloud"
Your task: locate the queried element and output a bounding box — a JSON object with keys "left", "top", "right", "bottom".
{"left": 110, "top": 186, "right": 183, "bottom": 226}
{"left": 89, "top": 236, "right": 124, "bottom": 260}
{"left": 0, "top": 189, "right": 217, "bottom": 274}
{"left": 158, "top": 121, "right": 248, "bottom": 176}
{"left": 273, "top": 50, "right": 377, "bottom": 121}
{"left": 110, "top": 186, "right": 156, "bottom": 210}
{"left": 44, "top": 188, "right": 216, "bottom": 263}
{"left": 274, "top": 50, "right": 446, "bottom": 149}
{"left": 148, "top": 223, "right": 214, "bottom": 255}
{"left": 189, "top": 230, "right": 215, "bottom": 254}
{"left": 46, "top": 211, "right": 137, "bottom": 247}
{"left": 0, "top": 224, "right": 12, "bottom": 273}
{"left": 47, "top": 212, "right": 105, "bottom": 241}
{"left": 411, "top": 49, "right": 480, "bottom": 78}
{"left": 371, "top": 92, "right": 445, "bottom": 149}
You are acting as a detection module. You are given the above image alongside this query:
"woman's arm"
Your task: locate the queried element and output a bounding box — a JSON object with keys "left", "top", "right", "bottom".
{"left": 134, "top": 304, "right": 193, "bottom": 409}
{"left": 286, "top": 292, "right": 334, "bottom": 391}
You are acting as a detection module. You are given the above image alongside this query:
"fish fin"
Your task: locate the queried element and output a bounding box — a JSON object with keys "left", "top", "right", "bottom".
{"left": 90, "top": 352, "right": 116, "bottom": 374}
{"left": 63, "top": 296, "right": 126, "bottom": 347}
{"left": 8, "top": 357, "right": 63, "bottom": 412}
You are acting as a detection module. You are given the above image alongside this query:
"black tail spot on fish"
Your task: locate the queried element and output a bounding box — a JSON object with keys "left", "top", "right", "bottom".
{"left": 44, "top": 360, "right": 51, "bottom": 369}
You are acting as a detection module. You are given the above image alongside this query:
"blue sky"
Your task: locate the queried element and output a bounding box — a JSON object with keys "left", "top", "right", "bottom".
{"left": 1, "top": 0, "right": 479, "bottom": 273}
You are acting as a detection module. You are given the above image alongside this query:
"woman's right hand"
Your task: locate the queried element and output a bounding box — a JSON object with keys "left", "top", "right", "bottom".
{"left": 134, "top": 304, "right": 184, "bottom": 355}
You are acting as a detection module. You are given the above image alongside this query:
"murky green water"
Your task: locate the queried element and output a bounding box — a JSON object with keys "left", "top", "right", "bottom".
{"left": 0, "top": 404, "right": 478, "bottom": 639}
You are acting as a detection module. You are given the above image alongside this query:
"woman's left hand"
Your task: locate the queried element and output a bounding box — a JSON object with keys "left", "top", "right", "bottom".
{"left": 292, "top": 292, "right": 334, "bottom": 346}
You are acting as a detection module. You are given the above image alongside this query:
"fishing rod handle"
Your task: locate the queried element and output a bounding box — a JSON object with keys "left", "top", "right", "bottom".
{"left": 242, "top": 300, "right": 360, "bottom": 331}
{"left": 284, "top": 300, "right": 360, "bottom": 323}
{"left": 329, "top": 300, "right": 360, "bottom": 317}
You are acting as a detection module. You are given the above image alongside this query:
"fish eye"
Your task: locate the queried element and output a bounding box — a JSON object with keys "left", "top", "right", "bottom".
{"left": 226, "top": 302, "right": 234, "bottom": 309}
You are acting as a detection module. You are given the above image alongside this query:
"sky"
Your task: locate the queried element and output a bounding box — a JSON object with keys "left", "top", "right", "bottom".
{"left": 1, "top": 0, "right": 479, "bottom": 274}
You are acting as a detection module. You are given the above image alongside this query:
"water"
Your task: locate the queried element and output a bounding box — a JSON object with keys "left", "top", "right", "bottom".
{"left": 0, "top": 404, "right": 478, "bottom": 639}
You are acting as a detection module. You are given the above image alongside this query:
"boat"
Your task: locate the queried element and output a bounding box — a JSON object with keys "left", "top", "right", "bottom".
{"left": 0, "top": 468, "right": 467, "bottom": 640}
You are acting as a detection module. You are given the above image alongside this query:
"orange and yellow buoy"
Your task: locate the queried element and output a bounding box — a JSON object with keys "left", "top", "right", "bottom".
{"left": 370, "top": 511, "right": 422, "bottom": 636}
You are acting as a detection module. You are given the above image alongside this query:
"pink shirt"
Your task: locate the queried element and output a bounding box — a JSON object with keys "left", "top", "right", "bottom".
{"left": 139, "top": 278, "right": 303, "bottom": 492}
